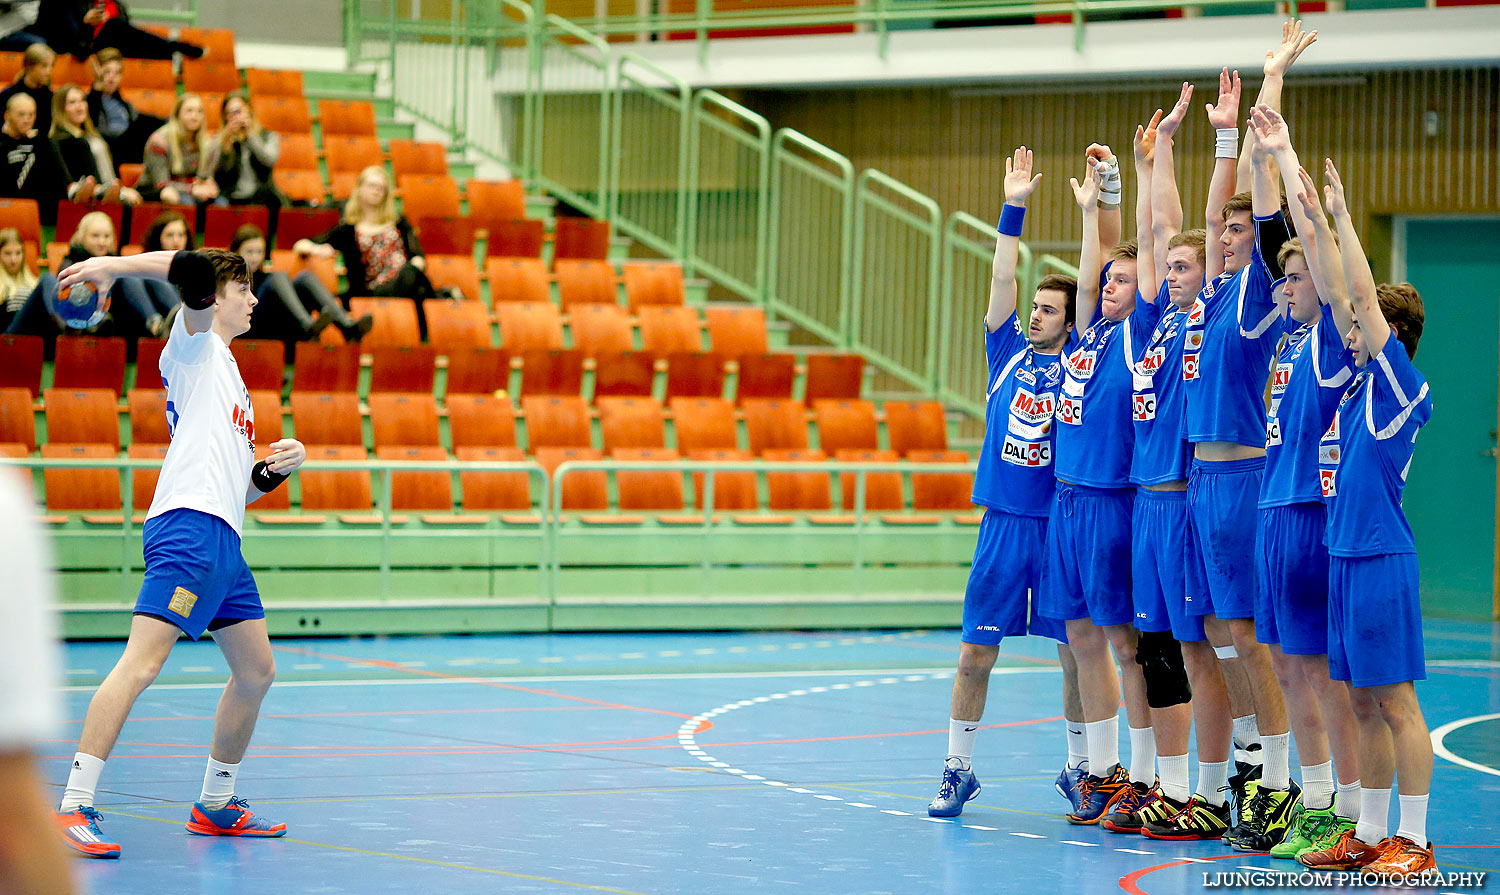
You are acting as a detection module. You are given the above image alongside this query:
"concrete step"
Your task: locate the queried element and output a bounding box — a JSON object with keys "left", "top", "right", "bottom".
{"left": 302, "top": 69, "right": 377, "bottom": 96}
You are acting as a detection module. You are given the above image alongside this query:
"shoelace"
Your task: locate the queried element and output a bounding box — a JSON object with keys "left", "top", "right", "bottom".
{"left": 1298, "top": 811, "right": 1338, "bottom": 845}
{"left": 1239, "top": 788, "right": 1275, "bottom": 836}
{"left": 77, "top": 806, "right": 106, "bottom": 832}
{"left": 225, "top": 797, "right": 251, "bottom": 811}
{"left": 936, "top": 770, "right": 962, "bottom": 800}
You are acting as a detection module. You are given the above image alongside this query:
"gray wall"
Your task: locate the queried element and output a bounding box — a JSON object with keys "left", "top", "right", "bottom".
{"left": 189, "top": 0, "right": 343, "bottom": 45}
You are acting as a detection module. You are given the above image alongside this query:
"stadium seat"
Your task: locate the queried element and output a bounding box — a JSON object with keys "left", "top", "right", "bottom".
{"left": 804, "top": 353, "right": 865, "bottom": 404}
{"left": 41, "top": 443, "right": 119, "bottom": 512}
{"left": 274, "top": 207, "right": 341, "bottom": 249}
{"left": 290, "top": 392, "right": 363, "bottom": 446}
{"left": 44, "top": 388, "right": 118, "bottom": 448}
{"left": 376, "top": 445, "right": 453, "bottom": 511}
{"left": 835, "top": 448, "right": 903, "bottom": 511}
{"left": 131, "top": 337, "right": 166, "bottom": 390}
{"left": 622, "top": 261, "right": 685, "bottom": 310}
{"left": 179, "top": 27, "right": 237, "bottom": 66}
{"left": 127, "top": 443, "right": 170, "bottom": 513}
{"left": 0, "top": 387, "right": 35, "bottom": 450}
{"left": 120, "top": 88, "right": 173, "bottom": 119}
{"left": 368, "top": 345, "right": 437, "bottom": 395}
{"left": 448, "top": 394, "right": 517, "bottom": 449}
{"left": 484, "top": 218, "right": 546, "bottom": 258}
{"left": 908, "top": 449, "right": 975, "bottom": 511}
{"left": 465, "top": 179, "right": 526, "bottom": 224}
{"left": 249, "top": 390, "right": 284, "bottom": 444}
{"left": 398, "top": 175, "right": 462, "bottom": 220}
{"left": 598, "top": 397, "right": 665, "bottom": 451}
{"left": 323, "top": 135, "right": 383, "bottom": 177}
{"left": 689, "top": 448, "right": 757, "bottom": 510}
{"left": 269, "top": 249, "right": 339, "bottom": 295}
{"left": 319, "top": 99, "right": 378, "bottom": 138}
{"left": 733, "top": 352, "right": 795, "bottom": 404}
{"left": 390, "top": 140, "right": 450, "bottom": 179}
{"left": 518, "top": 349, "right": 584, "bottom": 397}
{"left": 764, "top": 448, "right": 831, "bottom": 511}
{"left": 521, "top": 395, "right": 591, "bottom": 449}
{"left": 413, "top": 216, "right": 476, "bottom": 256}
{"left": 424, "top": 255, "right": 482, "bottom": 301}
{"left": 56, "top": 201, "right": 125, "bottom": 245}
{"left": 639, "top": 306, "right": 703, "bottom": 357}
{"left": 204, "top": 205, "right": 272, "bottom": 249}
{"left": 554, "top": 260, "right": 616, "bottom": 310}
{"left": 118, "top": 163, "right": 143, "bottom": 188}
{"left": 50, "top": 54, "right": 93, "bottom": 87}
{"left": 0, "top": 53, "right": 18, "bottom": 83}
{"left": 226, "top": 339, "right": 284, "bottom": 392}
{"left": 669, "top": 398, "right": 738, "bottom": 453}
{"left": 552, "top": 217, "right": 611, "bottom": 262}
{"left": 274, "top": 132, "right": 320, "bottom": 172}
{"left": 705, "top": 307, "right": 769, "bottom": 356}
{"left": 486, "top": 257, "right": 549, "bottom": 305}
{"left": 664, "top": 352, "right": 726, "bottom": 400}
{"left": 742, "top": 398, "right": 807, "bottom": 454}
{"left": 292, "top": 342, "right": 360, "bottom": 393}
{"left": 423, "top": 300, "right": 491, "bottom": 352}
{"left": 568, "top": 304, "right": 633, "bottom": 357}
{"left": 369, "top": 393, "right": 441, "bottom": 448}
{"left": 0, "top": 334, "right": 43, "bottom": 397}
{"left": 198, "top": 92, "right": 227, "bottom": 130}
{"left": 591, "top": 351, "right": 655, "bottom": 402}
{"left": 349, "top": 298, "right": 421, "bottom": 347}
{"left": 298, "top": 445, "right": 373, "bottom": 512}
{"left": 245, "top": 68, "right": 305, "bottom": 98}
{"left": 533, "top": 446, "right": 607, "bottom": 511}
{"left": 456, "top": 446, "right": 532, "bottom": 511}
{"left": 0, "top": 198, "right": 41, "bottom": 249}
{"left": 182, "top": 60, "right": 240, "bottom": 95}
{"left": 613, "top": 447, "right": 684, "bottom": 511}
{"left": 127, "top": 389, "right": 169, "bottom": 445}
{"left": 813, "top": 399, "right": 879, "bottom": 454}
{"left": 495, "top": 301, "right": 563, "bottom": 351}
{"left": 121, "top": 58, "right": 176, "bottom": 90}
{"left": 444, "top": 346, "right": 510, "bottom": 396}
{"left": 884, "top": 401, "right": 948, "bottom": 455}
{"left": 128, "top": 202, "right": 194, "bottom": 247}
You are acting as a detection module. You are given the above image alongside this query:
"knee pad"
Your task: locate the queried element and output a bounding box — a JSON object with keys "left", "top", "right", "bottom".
{"left": 1136, "top": 630, "right": 1192, "bottom": 708}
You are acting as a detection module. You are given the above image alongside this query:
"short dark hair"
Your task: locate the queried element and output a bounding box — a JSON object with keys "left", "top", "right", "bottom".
{"left": 1222, "top": 191, "right": 1253, "bottom": 221}
{"left": 143, "top": 211, "right": 194, "bottom": 253}
{"left": 1376, "top": 282, "right": 1424, "bottom": 360}
{"left": 1107, "top": 240, "right": 1138, "bottom": 263}
{"left": 1168, "top": 229, "right": 1207, "bottom": 269}
{"left": 201, "top": 248, "right": 251, "bottom": 292}
{"left": 1035, "top": 273, "right": 1079, "bottom": 325}
{"left": 229, "top": 224, "right": 265, "bottom": 254}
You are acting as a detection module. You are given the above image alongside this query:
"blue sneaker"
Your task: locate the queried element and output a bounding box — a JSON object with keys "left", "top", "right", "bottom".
{"left": 1066, "top": 763, "right": 1131, "bottom": 825}
{"left": 54, "top": 806, "right": 121, "bottom": 858}
{"left": 1055, "top": 765, "right": 1087, "bottom": 813}
{"left": 927, "top": 764, "right": 981, "bottom": 817}
{"left": 185, "top": 797, "right": 286, "bottom": 837}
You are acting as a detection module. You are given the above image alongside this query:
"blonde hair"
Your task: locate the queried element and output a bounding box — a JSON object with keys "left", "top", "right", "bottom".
{"left": 342, "top": 165, "right": 398, "bottom": 226}
{"left": 71, "top": 211, "right": 118, "bottom": 254}
{"left": 0, "top": 227, "right": 37, "bottom": 303}
{"left": 163, "top": 92, "right": 210, "bottom": 178}
{"left": 50, "top": 85, "right": 103, "bottom": 141}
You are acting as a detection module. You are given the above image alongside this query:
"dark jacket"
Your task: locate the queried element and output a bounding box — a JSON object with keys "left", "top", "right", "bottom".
{"left": 86, "top": 87, "right": 137, "bottom": 137}
{"left": 0, "top": 128, "right": 68, "bottom": 220}
{"left": 52, "top": 132, "right": 101, "bottom": 182}
{"left": 0, "top": 80, "right": 51, "bottom": 136}
{"left": 313, "top": 219, "right": 424, "bottom": 297}
{"left": 34, "top": 0, "right": 107, "bottom": 58}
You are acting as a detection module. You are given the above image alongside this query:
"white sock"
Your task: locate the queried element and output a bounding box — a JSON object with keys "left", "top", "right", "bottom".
{"left": 199, "top": 758, "right": 239, "bottom": 810}
{"left": 60, "top": 752, "right": 105, "bottom": 811}
{"left": 1233, "top": 714, "right": 1262, "bottom": 752}
{"left": 1395, "top": 793, "right": 1428, "bottom": 845}
{"left": 1197, "top": 760, "right": 1230, "bottom": 806}
{"left": 1159, "top": 753, "right": 1190, "bottom": 803}
{"left": 1337, "top": 779, "right": 1362, "bottom": 822}
{"left": 1301, "top": 761, "right": 1335, "bottom": 809}
{"left": 1064, "top": 720, "right": 1088, "bottom": 771}
{"left": 1128, "top": 726, "right": 1156, "bottom": 785}
{"left": 1261, "top": 732, "right": 1291, "bottom": 790}
{"left": 1355, "top": 786, "right": 1391, "bottom": 845}
{"left": 1085, "top": 716, "right": 1119, "bottom": 775}
{"left": 947, "top": 719, "right": 978, "bottom": 771}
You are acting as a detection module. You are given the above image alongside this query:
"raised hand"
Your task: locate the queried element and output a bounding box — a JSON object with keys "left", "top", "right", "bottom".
{"left": 1205, "top": 67, "right": 1242, "bottom": 129}
{"left": 1070, "top": 159, "right": 1103, "bottom": 211}
{"left": 57, "top": 256, "right": 118, "bottom": 298}
{"left": 1294, "top": 166, "right": 1323, "bottom": 219}
{"left": 1157, "top": 82, "right": 1194, "bottom": 139}
{"left": 1003, "top": 146, "right": 1044, "bottom": 206}
{"left": 1248, "top": 103, "right": 1292, "bottom": 154}
{"left": 1323, "top": 158, "right": 1349, "bottom": 218}
{"left": 1085, "top": 143, "right": 1116, "bottom": 165}
{"left": 1134, "top": 109, "right": 1164, "bottom": 164}
{"left": 1264, "top": 18, "right": 1317, "bottom": 78}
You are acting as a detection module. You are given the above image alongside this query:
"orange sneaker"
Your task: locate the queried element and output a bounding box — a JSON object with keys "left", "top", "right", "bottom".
{"left": 1296, "top": 828, "right": 1383, "bottom": 870}
{"left": 54, "top": 807, "right": 121, "bottom": 859}
{"left": 1364, "top": 837, "right": 1437, "bottom": 878}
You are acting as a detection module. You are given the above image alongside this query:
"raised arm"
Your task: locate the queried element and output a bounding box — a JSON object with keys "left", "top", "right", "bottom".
{"left": 985, "top": 146, "right": 1044, "bottom": 333}
{"left": 1323, "top": 159, "right": 1387, "bottom": 357}
{"left": 1203, "top": 71, "right": 1243, "bottom": 282}
{"left": 1075, "top": 161, "right": 1104, "bottom": 322}
{"left": 1291, "top": 165, "right": 1355, "bottom": 341}
{"left": 1087, "top": 143, "right": 1124, "bottom": 251}
{"left": 1237, "top": 19, "right": 1317, "bottom": 190}
{"left": 58, "top": 250, "right": 217, "bottom": 334}
{"left": 1148, "top": 84, "right": 1193, "bottom": 295}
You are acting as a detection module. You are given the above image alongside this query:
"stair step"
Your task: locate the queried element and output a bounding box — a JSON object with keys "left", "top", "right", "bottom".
{"left": 302, "top": 70, "right": 378, "bottom": 95}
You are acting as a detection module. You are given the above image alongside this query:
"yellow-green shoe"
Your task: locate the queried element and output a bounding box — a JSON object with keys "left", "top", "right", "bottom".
{"left": 1297, "top": 814, "right": 1356, "bottom": 861}
{"left": 1270, "top": 805, "right": 1337, "bottom": 859}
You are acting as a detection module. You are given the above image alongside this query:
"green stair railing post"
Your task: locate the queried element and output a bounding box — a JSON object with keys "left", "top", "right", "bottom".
{"left": 939, "top": 211, "right": 1034, "bottom": 417}
{"left": 535, "top": 15, "right": 612, "bottom": 218}
{"left": 851, "top": 168, "right": 944, "bottom": 390}
{"left": 688, "top": 90, "right": 771, "bottom": 303}
{"left": 696, "top": 0, "right": 711, "bottom": 67}
{"left": 612, "top": 54, "right": 692, "bottom": 259}
{"left": 767, "top": 129, "right": 855, "bottom": 340}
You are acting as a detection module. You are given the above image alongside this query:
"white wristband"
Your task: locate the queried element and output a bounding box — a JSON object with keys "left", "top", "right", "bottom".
{"left": 1215, "top": 128, "right": 1239, "bottom": 159}
{"left": 1099, "top": 190, "right": 1122, "bottom": 208}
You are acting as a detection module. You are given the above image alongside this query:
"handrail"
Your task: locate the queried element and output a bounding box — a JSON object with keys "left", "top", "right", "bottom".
{"left": 129, "top": 1, "right": 198, "bottom": 24}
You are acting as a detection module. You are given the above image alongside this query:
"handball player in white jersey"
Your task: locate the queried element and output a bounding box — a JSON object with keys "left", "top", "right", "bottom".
{"left": 50, "top": 249, "right": 306, "bottom": 858}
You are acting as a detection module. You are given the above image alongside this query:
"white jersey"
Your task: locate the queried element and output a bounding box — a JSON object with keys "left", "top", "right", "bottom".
{"left": 0, "top": 471, "right": 60, "bottom": 748}
{"left": 146, "top": 312, "right": 255, "bottom": 536}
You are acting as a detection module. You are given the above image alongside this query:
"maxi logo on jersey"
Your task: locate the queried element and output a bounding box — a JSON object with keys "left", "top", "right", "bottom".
{"left": 1265, "top": 322, "right": 1313, "bottom": 448}
{"left": 230, "top": 383, "right": 255, "bottom": 453}
{"left": 989, "top": 346, "right": 1063, "bottom": 470}
{"left": 1058, "top": 319, "right": 1119, "bottom": 428}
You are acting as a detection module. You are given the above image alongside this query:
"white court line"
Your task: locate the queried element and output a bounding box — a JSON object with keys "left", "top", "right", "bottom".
{"left": 1430, "top": 712, "right": 1500, "bottom": 778}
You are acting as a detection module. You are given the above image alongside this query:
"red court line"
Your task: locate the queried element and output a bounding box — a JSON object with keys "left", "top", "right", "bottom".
{"left": 1120, "top": 847, "right": 1500, "bottom": 895}
{"left": 61, "top": 706, "right": 612, "bottom": 724}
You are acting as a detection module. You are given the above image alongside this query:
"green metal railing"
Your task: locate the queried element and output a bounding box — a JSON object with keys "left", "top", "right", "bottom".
{"left": 131, "top": 0, "right": 198, "bottom": 24}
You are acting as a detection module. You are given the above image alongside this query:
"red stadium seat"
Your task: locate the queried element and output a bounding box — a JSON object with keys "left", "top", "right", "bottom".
{"left": 664, "top": 352, "right": 726, "bottom": 400}
{"left": 203, "top": 205, "right": 272, "bottom": 249}
{"left": 484, "top": 218, "right": 546, "bottom": 259}
{"left": 518, "top": 349, "right": 584, "bottom": 397}
{"left": 552, "top": 217, "right": 610, "bottom": 262}
{"left": 733, "top": 353, "right": 795, "bottom": 404}
{"left": 0, "top": 334, "right": 43, "bottom": 397}
{"left": 804, "top": 353, "right": 865, "bottom": 405}
{"left": 53, "top": 338, "right": 126, "bottom": 396}
{"left": 227, "top": 339, "right": 285, "bottom": 392}
{"left": 368, "top": 345, "right": 437, "bottom": 395}
{"left": 445, "top": 346, "right": 511, "bottom": 396}
{"left": 0, "top": 387, "right": 36, "bottom": 451}
{"left": 592, "top": 351, "right": 655, "bottom": 402}
{"left": 127, "top": 388, "right": 170, "bottom": 445}
{"left": 274, "top": 207, "right": 341, "bottom": 249}
{"left": 292, "top": 342, "right": 360, "bottom": 393}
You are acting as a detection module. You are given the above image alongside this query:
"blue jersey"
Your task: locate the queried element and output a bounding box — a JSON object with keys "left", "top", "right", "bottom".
{"left": 1056, "top": 282, "right": 1163, "bottom": 490}
{"left": 1260, "top": 302, "right": 1354, "bottom": 508}
{"left": 1130, "top": 283, "right": 1196, "bottom": 486}
{"left": 1185, "top": 213, "right": 1288, "bottom": 447}
{"left": 1321, "top": 338, "right": 1432, "bottom": 557}
{"left": 972, "top": 312, "right": 1080, "bottom": 517}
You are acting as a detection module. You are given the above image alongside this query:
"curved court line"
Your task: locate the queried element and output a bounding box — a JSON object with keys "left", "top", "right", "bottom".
{"left": 1430, "top": 712, "right": 1500, "bottom": 778}
{"left": 1118, "top": 852, "right": 1253, "bottom": 895}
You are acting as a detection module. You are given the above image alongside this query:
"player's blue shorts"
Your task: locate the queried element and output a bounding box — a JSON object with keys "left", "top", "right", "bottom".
{"left": 1131, "top": 488, "right": 1206, "bottom": 642}
{"left": 1255, "top": 502, "right": 1329, "bottom": 655}
{"left": 135, "top": 508, "right": 263, "bottom": 641}
{"left": 1040, "top": 483, "right": 1134, "bottom": 627}
{"left": 1327, "top": 553, "right": 1425, "bottom": 688}
{"left": 1186, "top": 456, "right": 1264, "bottom": 620}
{"left": 963, "top": 508, "right": 1066, "bottom": 645}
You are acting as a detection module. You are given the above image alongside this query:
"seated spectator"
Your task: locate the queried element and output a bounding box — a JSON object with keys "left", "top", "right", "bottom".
{"left": 0, "top": 93, "right": 97, "bottom": 224}
{"left": 50, "top": 84, "right": 140, "bottom": 203}
{"left": 35, "top": 0, "right": 201, "bottom": 62}
{"left": 115, "top": 208, "right": 191, "bottom": 332}
{"left": 0, "top": 43, "right": 52, "bottom": 136}
{"left": 232, "top": 225, "right": 372, "bottom": 346}
{"left": 294, "top": 165, "right": 444, "bottom": 339}
{"left": 4, "top": 211, "right": 123, "bottom": 344}
{"left": 212, "top": 93, "right": 282, "bottom": 207}
{"left": 0, "top": 1, "right": 44, "bottom": 52}
{"left": 0, "top": 226, "right": 38, "bottom": 331}
{"left": 87, "top": 47, "right": 160, "bottom": 165}
{"left": 140, "top": 92, "right": 220, "bottom": 205}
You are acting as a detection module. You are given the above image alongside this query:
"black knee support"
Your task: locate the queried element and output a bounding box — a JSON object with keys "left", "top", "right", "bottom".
{"left": 1136, "top": 630, "right": 1192, "bottom": 708}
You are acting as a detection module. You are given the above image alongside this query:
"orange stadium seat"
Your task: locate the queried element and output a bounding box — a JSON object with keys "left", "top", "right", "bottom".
{"left": 764, "top": 448, "right": 831, "bottom": 511}
{"left": 552, "top": 217, "right": 610, "bottom": 262}
{"left": 613, "top": 447, "right": 684, "bottom": 511}
{"left": 398, "top": 175, "right": 461, "bottom": 220}
{"left": 132, "top": 338, "right": 166, "bottom": 390}
{"left": 269, "top": 249, "right": 338, "bottom": 295}
{"left": 804, "top": 353, "right": 864, "bottom": 405}
{"left": 0, "top": 198, "right": 41, "bottom": 249}
{"left": 390, "top": 140, "right": 449, "bottom": 179}
{"left": 349, "top": 298, "right": 421, "bottom": 347}
{"left": 245, "top": 68, "right": 305, "bottom": 98}
{"left": 622, "top": 261, "right": 685, "bottom": 310}
{"left": 664, "top": 352, "right": 725, "bottom": 401}
{"left": 689, "top": 448, "right": 757, "bottom": 510}
{"left": 377, "top": 445, "right": 453, "bottom": 511}
{"left": 179, "top": 27, "right": 236, "bottom": 66}
{"left": 669, "top": 398, "right": 738, "bottom": 453}
{"left": 835, "top": 448, "right": 903, "bottom": 512}
{"left": 484, "top": 218, "right": 546, "bottom": 258}
{"left": 121, "top": 88, "right": 174, "bottom": 119}
{"left": 127, "top": 389, "right": 169, "bottom": 445}
{"left": 121, "top": 58, "right": 175, "bottom": 90}
{"left": 0, "top": 53, "right": 20, "bottom": 83}
{"left": 182, "top": 60, "right": 240, "bottom": 95}
{"left": 486, "top": 257, "right": 549, "bottom": 305}
{"left": 0, "top": 334, "right": 43, "bottom": 397}
{"left": 591, "top": 351, "right": 655, "bottom": 402}
{"left": 466, "top": 179, "right": 526, "bottom": 224}
{"left": 518, "top": 349, "right": 584, "bottom": 397}
{"left": 554, "top": 260, "right": 616, "bottom": 310}
{"left": 44, "top": 388, "right": 118, "bottom": 448}
{"left": 292, "top": 342, "right": 360, "bottom": 393}
{"left": 368, "top": 345, "right": 437, "bottom": 395}
{"left": 0, "top": 387, "right": 36, "bottom": 451}
{"left": 274, "top": 133, "right": 320, "bottom": 173}
{"left": 323, "top": 135, "right": 382, "bottom": 175}
{"left": 424, "top": 255, "right": 482, "bottom": 301}
{"left": 813, "top": 399, "right": 878, "bottom": 455}
{"left": 598, "top": 397, "right": 665, "bottom": 451}
{"left": 908, "top": 449, "right": 975, "bottom": 511}
{"left": 639, "top": 306, "right": 703, "bottom": 357}
{"left": 290, "top": 392, "right": 363, "bottom": 447}
{"left": 534, "top": 446, "right": 607, "bottom": 511}
{"left": 444, "top": 347, "right": 511, "bottom": 396}
{"left": 884, "top": 401, "right": 948, "bottom": 455}
{"left": 369, "top": 394, "right": 441, "bottom": 448}
{"left": 423, "top": 300, "right": 491, "bottom": 352}
{"left": 41, "top": 443, "right": 119, "bottom": 512}
{"left": 521, "top": 395, "right": 591, "bottom": 450}
{"left": 56, "top": 201, "right": 124, "bottom": 249}
{"left": 568, "top": 303, "right": 634, "bottom": 356}
{"left": 226, "top": 339, "right": 284, "bottom": 392}
{"left": 413, "top": 215, "right": 475, "bottom": 257}
{"left": 457, "top": 446, "right": 532, "bottom": 511}
{"left": 448, "top": 394, "right": 517, "bottom": 449}
{"left": 298, "top": 446, "right": 372, "bottom": 512}
{"left": 50, "top": 54, "right": 93, "bottom": 87}
{"left": 733, "top": 352, "right": 795, "bottom": 404}
{"left": 495, "top": 302, "right": 563, "bottom": 351}
{"left": 318, "top": 99, "right": 377, "bottom": 138}
{"left": 198, "top": 92, "right": 227, "bottom": 131}
{"left": 249, "top": 390, "right": 284, "bottom": 445}
{"left": 705, "top": 307, "right": 768, "bottom": 356}
{"left": 743, "top": 399, "right": 807, "bottom": 455}
{"left": 127, "top": 443, "right": 170, "bottom": 512}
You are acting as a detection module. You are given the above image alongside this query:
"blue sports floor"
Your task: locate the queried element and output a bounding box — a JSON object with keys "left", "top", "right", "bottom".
{"left": 48, "top": 620, "right": 1500, "bottom": 894}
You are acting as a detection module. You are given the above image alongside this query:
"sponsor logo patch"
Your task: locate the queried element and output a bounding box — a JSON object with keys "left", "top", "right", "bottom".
{"left": 1265, "top": 417, "right": 1282, "bottom": 446}
{"left": 1068, "top": 350, "right": 1097, "bottom": 379}
{"left": 1181, "top": 354, "right": 1200, "bottom": 381}
{"left": 1057, "top": 395, "right": 1082, "bottom": 426}
{"left": 1015, "top": 367, "right": 1036, "bottom": 386}
{"left": 1002, "top": 434, "right": 1053, "bottom": 467}
{"left": 1010, "top": 387, "right": 1055, "bottom": 424}
{"left": 1132, "top": 392, "right": 1156, "bottom": 422}
{"left": 1319, "top": 468, "right": 1337, "bottom": 497}
{"left": 167, "top": 586, "right": 198, "bottom": 618}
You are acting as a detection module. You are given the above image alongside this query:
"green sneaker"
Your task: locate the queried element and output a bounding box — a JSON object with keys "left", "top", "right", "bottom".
{"left": 1297, "top": 814, "right": 1356, "bottom": 861}
{"left": 1271, "top": 805, "right": 1337, "bottom": 859}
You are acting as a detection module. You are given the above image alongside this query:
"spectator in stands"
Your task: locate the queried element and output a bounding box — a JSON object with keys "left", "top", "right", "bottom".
{"left": 87, "top": 47, "right": 160, "bottom": 166}
{"left": 4, "top": 211, "right": 122, "bottom": 342}
{"left": 212, "top": 93, "right": 282, "bottom": 208}
{"left": 50, "top": 85, "right": 140, "bottom": 204}
{"left": 115, "top": 208, "right": 190, "bottom": 332}
{"left": 0, "top": 227, "right": 38, "bottom": 331}
{"left": 34, "top": 0, "right": 202, "bottom": 61}
{"left": 232, "top": 225, "right": 372, "bottom": 346}
{"left": 140, "top": 92, "right": 220, "bottom": 205}
{"left": 0, "top": 1, "right": 45, "bottom": 52}
{"left": 293, "top": 165, "right": 444, "bottom": 338}
{"left": 0, "top": 43, "right": 52, "bottom": 136}
{"left": 0, "top": 93, "right": 95, "bottom": 225}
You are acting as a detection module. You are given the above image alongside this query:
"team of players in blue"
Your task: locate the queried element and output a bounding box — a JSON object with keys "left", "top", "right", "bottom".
{"left": 932, "top": 20, "right": 1439, "bottom": 879}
